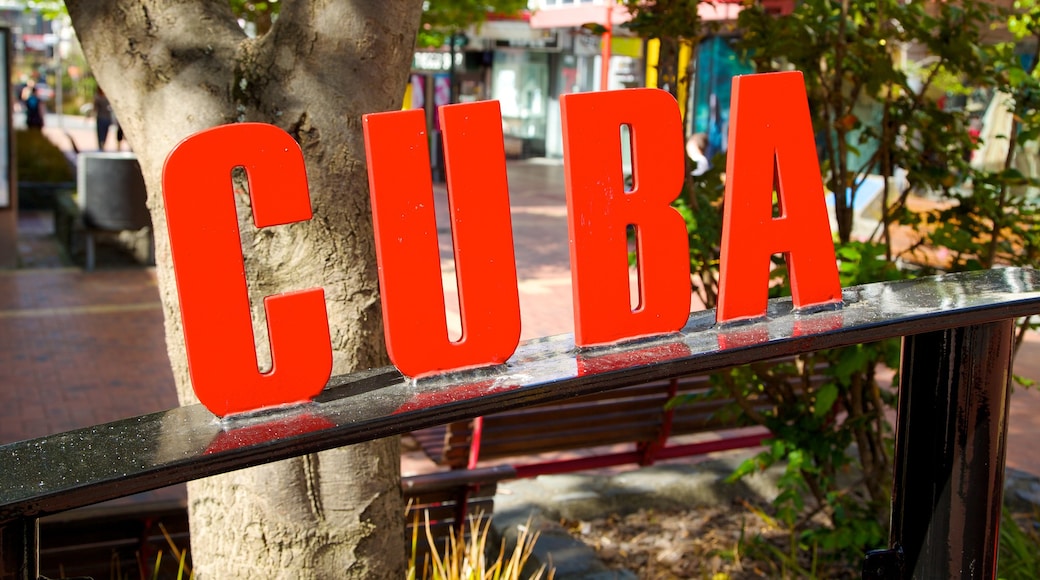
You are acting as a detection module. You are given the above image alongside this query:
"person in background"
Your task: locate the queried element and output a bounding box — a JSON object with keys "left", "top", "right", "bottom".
{"left": 93, "top": 86, "right": 113, "bottom": 150}
{"left": 114, "top": 112, "right": 125, "bottom": 151}
{"left": 686, "top": 132, "right": 710, "bottom": 177}
{"left": 24, "top": 84, "right": 44, "bottom": 130}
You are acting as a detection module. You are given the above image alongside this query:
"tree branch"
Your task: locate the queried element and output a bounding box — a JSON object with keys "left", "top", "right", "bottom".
{"left": 269, "top": 0, "right": 423, "bottom": 115}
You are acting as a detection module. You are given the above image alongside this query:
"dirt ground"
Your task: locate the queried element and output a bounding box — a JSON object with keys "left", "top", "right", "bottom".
{"left": 562, "top": 500, "right": 859, "bottom": 579}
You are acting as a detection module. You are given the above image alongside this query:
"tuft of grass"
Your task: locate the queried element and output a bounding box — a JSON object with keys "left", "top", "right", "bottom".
{"left": 157, "top": 522, "right": 193, "bottom": 580}
{"left": 106, "top": 521, "right": 192, "bottom": 580}
{"left": 998, "top": 506, "right": 1040, "bottom": 579}
{"left": 408, "top": 509, "right": 554, "bottom": 580}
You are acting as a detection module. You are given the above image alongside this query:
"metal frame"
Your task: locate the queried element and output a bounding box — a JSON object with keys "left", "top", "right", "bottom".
{"left": 3, "top": 268, "right": 1040, "bottom": 579}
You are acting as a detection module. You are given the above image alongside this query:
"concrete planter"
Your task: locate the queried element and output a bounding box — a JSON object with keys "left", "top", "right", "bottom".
{"left": 76, "top": 152, "right": 152, "bottom": 270}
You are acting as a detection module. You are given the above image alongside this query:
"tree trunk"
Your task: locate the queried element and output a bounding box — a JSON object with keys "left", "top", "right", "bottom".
{"left": 64, "top": 1, "right": 423, "bottom": 576}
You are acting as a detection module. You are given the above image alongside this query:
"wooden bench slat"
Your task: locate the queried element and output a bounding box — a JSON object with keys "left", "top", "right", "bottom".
{"left": 460, "top": 427, "right": 662, "bottom": 459}
{"left": 436, "top": 403, "right": 772, "bottom": 466}
{"left": 465, "top": 399, "right": 672, "bottom": 426}
{"left": 471, "top": 397, "right": 737, "bottom": 429}
{"left": 412, "top": 424, "right": 451, "bottom": 463}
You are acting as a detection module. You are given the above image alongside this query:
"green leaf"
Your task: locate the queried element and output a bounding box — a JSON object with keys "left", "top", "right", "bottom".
{"left": 814, "top": 383, "right": 840, "bottom": 418}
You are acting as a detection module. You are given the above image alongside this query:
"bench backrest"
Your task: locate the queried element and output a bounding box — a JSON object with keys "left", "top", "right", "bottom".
{"left": 419, "top": 359, "right": 827, "bottom": 468}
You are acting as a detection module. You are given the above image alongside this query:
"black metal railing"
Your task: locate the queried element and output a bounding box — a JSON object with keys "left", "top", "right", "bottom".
{"left": 3, "top": 268, "right": 1040, "bottom": 580}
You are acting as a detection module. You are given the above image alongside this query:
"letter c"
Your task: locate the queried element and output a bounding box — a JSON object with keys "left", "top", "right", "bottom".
{"left": 162, "top": 123, "right": 333, "bottom": 417}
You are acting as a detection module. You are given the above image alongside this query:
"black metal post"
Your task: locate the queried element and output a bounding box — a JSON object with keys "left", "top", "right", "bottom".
{"left": 0, "top": 518, "right": 37, "bottom": 580}
{"left": 885, "top": 320, "right": 1015, "bottom": 578}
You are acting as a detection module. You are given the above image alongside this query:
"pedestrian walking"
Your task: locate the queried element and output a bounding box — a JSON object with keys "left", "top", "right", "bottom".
{"left": 24, "top": 85, "right": 44, "bottom": 130}
{"left": 686, "top": 132, "right": 710, "bottom": 177}
{"left": 94, "top": 87, "right": 113, "bottom": 150}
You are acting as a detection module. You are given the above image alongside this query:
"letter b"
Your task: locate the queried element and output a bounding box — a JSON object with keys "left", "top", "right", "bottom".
{"left": 561, "top": 89, "right": 692, "bottom": 347}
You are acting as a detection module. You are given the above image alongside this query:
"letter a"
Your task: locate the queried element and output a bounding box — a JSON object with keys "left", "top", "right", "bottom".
{"left": 717, "top": 72, "right": 841, "bottom": 322}
{"left": 162, "top": 124, "right": 333, "bottom": 417}
{"left": 363, "top": 101, "right": 520, "bottom": 377}
{"left": 561, "top": 89, "right": 691, "bottom": 347}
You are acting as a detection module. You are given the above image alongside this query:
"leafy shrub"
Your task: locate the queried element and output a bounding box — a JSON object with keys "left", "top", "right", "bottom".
{"left": 15, "top": 129, "right": 74, "bottom": 183}
{"left": 998, "top": 507, "right": 1040, "bottom": 579}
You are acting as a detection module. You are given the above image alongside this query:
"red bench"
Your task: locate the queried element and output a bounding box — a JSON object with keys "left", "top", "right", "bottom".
{"left": 401, "top": 357, "right": 824, "bottom": 551}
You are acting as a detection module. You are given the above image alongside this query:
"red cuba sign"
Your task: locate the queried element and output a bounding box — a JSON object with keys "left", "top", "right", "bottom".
{"left": 162, "top": 70, "right": 840, "bottom": 418}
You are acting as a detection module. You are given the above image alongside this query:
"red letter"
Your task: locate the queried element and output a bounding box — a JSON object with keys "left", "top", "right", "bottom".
{"left": 163, "top": 124, "right": 332, "bottom": 417}
{"left": 717, "top": 71, "right": 841, "bottom": 322}
{"left": 561, "top": 89, "right": 691, "bottom": 347}
{"left": 363, "top": 101, "right": 520, "bottom": 377}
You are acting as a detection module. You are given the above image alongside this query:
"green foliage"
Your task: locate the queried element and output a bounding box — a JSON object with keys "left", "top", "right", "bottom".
{"left": 664, "top": 0, "right": 1040, "bottom": 569}
{"left": 673, "top": 165, "right": 904, "bottom": 566}
{"left": 674, "top": 156, "right": 726, "bottom": 308}
{"left": 621, "top": 0, "right": 704, "bottom": 42}
{"left": 228, "top": 0, "right": 277, "bottom": 16}
{"left": 223, "top": 0, "right": 530, "bottom": 44}
{"left": 107, "top": 522, "right": 192, "bottom": 580}
{"left": 22, "top": 1, "right": 65, "bottom": 19}
{"left": 951, "top": 67, "right": 1038, "bottom": 259}
{"left": 998, "top": 507, "right": 1040, "bottom": 580}
{"left": 16, "top": 129, "right": 74, "bottom": 183}
{"left": 229, "top": 0, "right": 279, "bottom": 35}
{"left": 419, "top": 0, "right": 529, "bottom": 49}
{"left": 730, "top": 500, "right": 822, "bottom": 578}
{"left": 1009, "top": 0, "right": 1040, "bottom": 40}
{"left": 717, "top": 322, "right": 899, "bottom": 565}
{"left": 924, "top": 173, "right": 1040, "bottom": 271}
{"left": 619, "top": 0, "right": 705, "bottom": 128}
{"left": 915, "top": 0, "right": 1040, "bottom": 348}
{"left": 735, "top": 0, "right": 995, "bottom": 244}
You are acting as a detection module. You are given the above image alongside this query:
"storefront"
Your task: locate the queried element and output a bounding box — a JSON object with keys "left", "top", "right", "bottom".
{"left": 407, "top": 9, "right": 648, "bottom": 161}
{"left": 530, "top": 2, "right": 644, "bottom": 158}
{"left": 491, "top": 47, "right": 552, "bottom": 157}
{"left": 408, "top": 49, "right": 492, "bottom": 126}
{"left": 409, "top": 18, "right": 560, "bottom": 161}
{"left": 689, "top": 35, "right": 753, "bottom": 157}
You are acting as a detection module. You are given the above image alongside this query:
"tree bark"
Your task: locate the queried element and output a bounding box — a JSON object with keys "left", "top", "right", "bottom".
{"left": 64, "top": 1, "right": 423, "bottom": 576}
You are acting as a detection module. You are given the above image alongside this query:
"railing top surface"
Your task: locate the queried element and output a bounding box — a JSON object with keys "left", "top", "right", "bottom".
{"left": 3, "top": 267, "right": 1040, "bottom": 523}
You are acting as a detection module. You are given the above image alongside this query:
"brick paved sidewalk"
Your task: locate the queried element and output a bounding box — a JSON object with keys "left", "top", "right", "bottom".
{"left": 0, "top": 267, "right": 174, "bottom": 443}
{"left": 0, "top": 263, "right": 186, "bottom": 506}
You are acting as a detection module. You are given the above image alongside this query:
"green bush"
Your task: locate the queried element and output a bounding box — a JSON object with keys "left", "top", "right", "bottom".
{"left": 16, "top": 129, "right": 74, "bottom": 183}
{"left": 650, "top": 0, "right": 1040, "bottom": 571}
